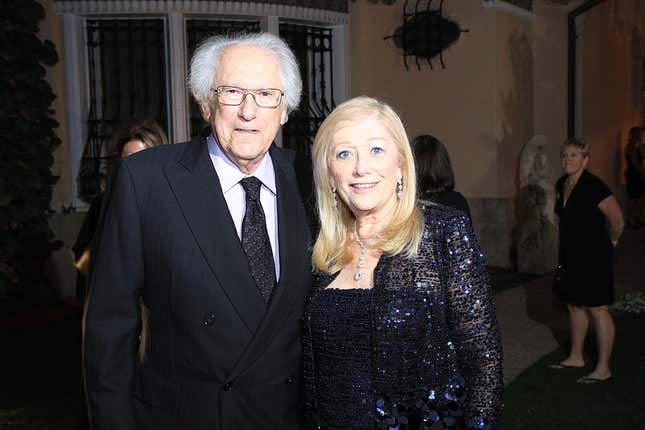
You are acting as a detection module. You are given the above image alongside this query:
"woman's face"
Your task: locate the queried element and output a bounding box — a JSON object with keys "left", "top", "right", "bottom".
{"left": 121, "top": 139, "right": 147, "bottom": 158}
{"left": 561, "top": 145, "right": 588, "bottom": 177}
{"left": 328, "top": 116, "right": 402, "bottom": 220}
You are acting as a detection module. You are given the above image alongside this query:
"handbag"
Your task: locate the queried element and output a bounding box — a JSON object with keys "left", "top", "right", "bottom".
{"left": 552, "top": 263, "right": 566, "bottom": 296}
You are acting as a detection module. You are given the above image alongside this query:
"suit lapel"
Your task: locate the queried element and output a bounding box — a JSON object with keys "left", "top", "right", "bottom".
{"left": 263, "top": 147, "right": 307, "bottom": 324}
{"left": 163, "top": 136, "right": 266, "bottom": 335}
{"left": 228, "top": 146, "right": 310, "bottom": 380}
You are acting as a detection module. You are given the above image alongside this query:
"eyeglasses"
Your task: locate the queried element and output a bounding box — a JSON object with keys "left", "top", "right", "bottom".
{"left": 211, "top": 86, "right": 284, "bottom": 108}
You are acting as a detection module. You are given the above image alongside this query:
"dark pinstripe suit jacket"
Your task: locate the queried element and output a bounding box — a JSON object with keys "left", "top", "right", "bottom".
{"left": 84, "top": 133, "right": 313, "bottom": 430}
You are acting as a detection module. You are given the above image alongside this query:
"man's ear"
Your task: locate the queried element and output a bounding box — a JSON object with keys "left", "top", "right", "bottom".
{"left": 280, "top": 110, "right": 288, "bottom": 125}
{"left": 199, "top": 101, "right": 212, "bottom": 121}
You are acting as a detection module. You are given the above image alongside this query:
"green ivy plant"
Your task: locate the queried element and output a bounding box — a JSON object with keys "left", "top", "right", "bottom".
{"left": 0, "top": 1, "right": 61, "bottom": 298}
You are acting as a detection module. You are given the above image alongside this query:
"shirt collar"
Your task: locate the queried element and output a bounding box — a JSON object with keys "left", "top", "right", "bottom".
{"left": 207, "top": 133, "right": 277, "bottom": 195}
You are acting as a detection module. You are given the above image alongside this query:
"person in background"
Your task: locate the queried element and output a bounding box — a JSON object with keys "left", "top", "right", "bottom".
{"left": 73, "top": 119, "right": 168, "bottom": 299}
{"left": 72, "top": 119, "right": 167, "bottom": 430}
{"left": 412, "top": 134, "right": 471, "bottom": 219}
{"left": 625, "top": 126, "right": 645, "bottom": 228}
{"left": 303, "top": 96, "right": 503, "bottom": 429}
{"left": 549, "top": 138, "right": 624, "bottom": 384}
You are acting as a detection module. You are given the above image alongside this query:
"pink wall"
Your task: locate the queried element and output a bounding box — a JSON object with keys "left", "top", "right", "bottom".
{"left": 347, "top": 0, "right": 534, "bottom": 199}
{"left": 580, "top": 0, "right": 644, "bottom": 193}
{"left": 41, "top": 0, "right": 643, "bottom": 216}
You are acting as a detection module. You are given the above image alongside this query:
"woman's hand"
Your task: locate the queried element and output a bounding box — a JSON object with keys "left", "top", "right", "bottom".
{"left": 598, "top": 195, "right": 624, "bottom": 244}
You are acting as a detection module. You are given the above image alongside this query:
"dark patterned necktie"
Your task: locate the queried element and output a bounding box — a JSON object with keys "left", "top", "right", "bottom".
{"left": 240, "top": 177, "right": 276, "bottom": 302}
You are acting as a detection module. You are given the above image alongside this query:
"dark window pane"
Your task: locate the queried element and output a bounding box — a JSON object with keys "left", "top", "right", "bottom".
{"left": 280, "top": 23, "right": 335, "bottom": 206}
{"left": 81, "top": 19, "right": 168, "bottom": 202}
{"left": 279, "top": 23, "right": 335, "bottom": 154}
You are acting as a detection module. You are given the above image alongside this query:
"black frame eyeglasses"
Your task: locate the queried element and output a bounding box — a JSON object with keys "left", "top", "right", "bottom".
{"left": 211, "top": 85, "right": 284, "bottom": 108}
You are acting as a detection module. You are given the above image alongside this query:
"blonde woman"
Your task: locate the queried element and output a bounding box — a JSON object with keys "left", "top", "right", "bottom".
{"left": 302, "top": 97, "right": 503, "bottom": 429}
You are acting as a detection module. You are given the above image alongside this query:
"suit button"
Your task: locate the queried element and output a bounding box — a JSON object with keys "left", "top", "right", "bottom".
{"left": 222, "top": 382, "right": 233, "bottom": 391}
{"left": 285, "top": 376, "right": 294, "bottom": 384}
{"left": 202, "top": 314, "right": 216, "bottom": 326}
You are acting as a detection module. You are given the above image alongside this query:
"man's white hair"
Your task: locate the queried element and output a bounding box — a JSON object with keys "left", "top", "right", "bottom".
{"left": 188, "top": 32, "right": 302, "bottom": 112}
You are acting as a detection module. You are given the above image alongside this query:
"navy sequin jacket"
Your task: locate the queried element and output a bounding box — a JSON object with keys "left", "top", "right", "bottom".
{"left": 303, "top": 202, "right": 504, "bottom": 429}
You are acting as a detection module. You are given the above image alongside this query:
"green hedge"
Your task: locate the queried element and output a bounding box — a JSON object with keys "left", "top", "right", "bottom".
{"left": 0, "top": 1, "right": 61, "bottom": 297}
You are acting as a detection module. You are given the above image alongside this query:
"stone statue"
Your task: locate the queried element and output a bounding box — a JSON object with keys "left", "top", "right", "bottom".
{"left": 514, "top": 135, "right": 558, "bottom": 274}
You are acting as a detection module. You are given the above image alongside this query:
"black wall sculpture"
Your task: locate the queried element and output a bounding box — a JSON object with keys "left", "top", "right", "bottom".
{"left": 385, "top": 0, "right": 468, "bottom": 70}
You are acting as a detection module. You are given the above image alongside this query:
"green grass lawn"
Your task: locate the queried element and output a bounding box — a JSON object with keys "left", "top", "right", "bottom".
{"left": 503, "top": 313, "right": 645, "bottom": 429}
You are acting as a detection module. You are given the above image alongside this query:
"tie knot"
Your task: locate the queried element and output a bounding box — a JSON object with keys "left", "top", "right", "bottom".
{"left": 240, "top": 176, "right": 262, "bottom": 201}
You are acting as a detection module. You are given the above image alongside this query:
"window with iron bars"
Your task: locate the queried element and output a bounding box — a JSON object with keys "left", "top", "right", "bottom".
{"left": 80, "top": 18, "right": 336, "bottom": 203}
{"left": 81, "top": 18, "right": 169, "bottom": 203}
{"left": 280, "top": 23, "right": 336, "bottom": 207}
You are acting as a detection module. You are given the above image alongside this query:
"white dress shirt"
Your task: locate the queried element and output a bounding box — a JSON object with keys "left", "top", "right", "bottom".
{"left": 207, "top": 134, "right": 280, "bottom": 281}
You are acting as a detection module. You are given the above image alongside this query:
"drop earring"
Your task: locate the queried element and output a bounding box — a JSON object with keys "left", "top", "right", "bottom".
{"left": 331, "top": 185, "right": 338, "bottom": 208}
{"left": 396, "top": 178, "right": 403, "bottom": 200}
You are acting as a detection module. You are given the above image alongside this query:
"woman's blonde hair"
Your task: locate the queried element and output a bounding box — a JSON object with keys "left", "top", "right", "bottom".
{"left": 561, "top": 138, "right": 590, "bottom": 157}
{"left": 311, "top": 96, "right": 423, "bottom": 273}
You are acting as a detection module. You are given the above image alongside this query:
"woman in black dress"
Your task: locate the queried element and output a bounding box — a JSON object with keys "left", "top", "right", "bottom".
{"left": 304, "top": 97, "right": 503, "bottom": 429}
{"left": 412, "top": 134, "right": 471, "bottom": 219}
{"left": 550, "top": 139, "right": 624, "bottom": 384}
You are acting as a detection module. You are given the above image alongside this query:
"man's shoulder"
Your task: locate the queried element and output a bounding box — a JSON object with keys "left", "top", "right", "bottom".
{"left": 126, "top": 141, "right": 194, "bottom": 166}
{"left": 131, "top": 141, "right": 191, "bottom": 161}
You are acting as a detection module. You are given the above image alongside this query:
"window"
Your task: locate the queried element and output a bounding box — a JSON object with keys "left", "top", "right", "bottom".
{"left": 56, "top": 1, "right": 348, "bottom": 207}
{"left": 280, "top": 23, "right": 335, "bottom": 154}
{"left": 80, "top": 18, "right": 169, "bottom": 201}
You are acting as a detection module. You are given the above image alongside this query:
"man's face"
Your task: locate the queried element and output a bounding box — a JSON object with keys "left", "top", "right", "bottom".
{"left": 209, "top": 45, "right": 285, "bottom": 174}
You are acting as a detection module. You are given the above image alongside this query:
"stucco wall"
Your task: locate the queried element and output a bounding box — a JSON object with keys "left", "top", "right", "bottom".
{"left": 38, "top": 0, "right": 70, "bottom": 211}
{"left": 494, "top": 11, "right": 534, "bottom": 199}
{"left": 39, "top": 0, "right": 641, "bottom": 270}
{"left": 580, "top": 0, "right": 644, "bottom": 194}
{"left": 347, "top": 0, "right": 541, "bottom": 266}
{"left": 348, "top": 0, "right": 500, "bottom": 198}
{"left": 38, "top": 0, "right": 79, "bottom": 298}
{"left": 532, "top": 0, "right": 568, "bottom": 183}
{"left": 346, "top": 2, "right": 544, "bottom": 198}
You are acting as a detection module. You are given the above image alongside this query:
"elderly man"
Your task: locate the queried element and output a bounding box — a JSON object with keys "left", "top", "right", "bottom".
{"left": 83, "top": 33, "right": 312, "bottom": 430}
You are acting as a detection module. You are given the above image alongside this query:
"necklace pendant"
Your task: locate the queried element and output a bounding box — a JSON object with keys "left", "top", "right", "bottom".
{"left": 353, "top": 270, "right": 363, "bottom": 281}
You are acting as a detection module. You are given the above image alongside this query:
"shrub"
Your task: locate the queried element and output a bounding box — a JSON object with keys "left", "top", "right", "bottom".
{"left": 0, "top": 0, "right": 61, "bottom": 298}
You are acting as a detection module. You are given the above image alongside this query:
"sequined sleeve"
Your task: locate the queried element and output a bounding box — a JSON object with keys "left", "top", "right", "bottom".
{"left": 444, "top": 214, "right": 503, "bottom": 428}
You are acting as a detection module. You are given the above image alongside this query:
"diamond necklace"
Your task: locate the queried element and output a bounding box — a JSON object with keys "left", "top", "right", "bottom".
{"left": 353, "top": 220, "right": 376, "bottom": 282}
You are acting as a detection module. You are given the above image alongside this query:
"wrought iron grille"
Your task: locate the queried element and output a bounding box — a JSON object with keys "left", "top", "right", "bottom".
{"left": 81, "top": 19, "right": 168, "bottom": 202}
{"left": 186, "top": 19, "right": 261, "bottom": 137}
{"left": 279, "top": 23, "right": 335, "bottom": 211}
{"left": 279, "top": 23, "right": 335, "bottom": 155}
